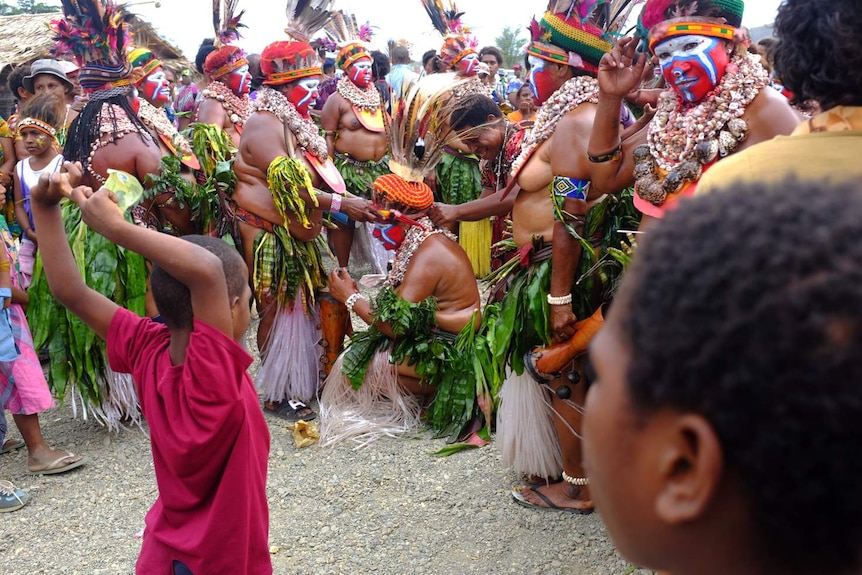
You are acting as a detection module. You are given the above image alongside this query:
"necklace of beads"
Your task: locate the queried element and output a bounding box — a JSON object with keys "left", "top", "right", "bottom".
{"left": 202, "top": 81, "right": 251, "bottom": 128}
{"left": 510, "top": 76, "right": 599, "bottom": 177}
{"left": 87, "top": 103, "right": 154, "bottom": 184}
{"left": 253, "top": 87, "right": 329, "bottom": 163}
{"left": 336, "top": 77, "right": 382, "bottom": 112}
{"left": 137, "top": 99, "right": 193, "bottom": 158}
{"left": 385, "top": 217, "right": 457, "bottom": 288}
{"left": 452, "top": 74, "right": 492, "bottom": 101}
{"left": 635, "top": 52, "right": 769, "bottom": 206}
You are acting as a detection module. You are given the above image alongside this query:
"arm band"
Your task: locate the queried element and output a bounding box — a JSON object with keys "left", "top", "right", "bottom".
{"left": 552, "top": 176, "right": 589, "bottom": 201}
{"left": 588, "top": 145, "right": 622, "bottom": 164}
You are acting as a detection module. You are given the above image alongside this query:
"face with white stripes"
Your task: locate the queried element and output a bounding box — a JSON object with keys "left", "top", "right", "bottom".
{"left": 655, "top": 35, "right": 730, "bottom": 103}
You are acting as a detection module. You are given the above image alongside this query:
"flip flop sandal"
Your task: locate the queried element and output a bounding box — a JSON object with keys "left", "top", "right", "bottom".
{"left": 511, "top": 484, "right": 594, "bottom": 515}
{"left": 265, "top": 399, "right": 317, "bottom": 422}
{"left": 1, "top": 438, "right": 25, "bottom": 455}
{"left": 28, "top": 452, "right": 87, "bottom": 475}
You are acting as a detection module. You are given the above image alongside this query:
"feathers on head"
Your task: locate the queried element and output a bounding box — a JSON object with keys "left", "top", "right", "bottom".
{"left": 285, "top": 0, "right": 336, "bottom": 43}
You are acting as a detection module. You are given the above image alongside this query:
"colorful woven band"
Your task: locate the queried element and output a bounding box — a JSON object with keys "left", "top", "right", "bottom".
{"left": 527, "top": 43, "right": 599, "bottom": 75}
{"left": 451, "top": 48, "right": 476, "bottom": 67}
{"left": 541, "top": 12, "right": 613, "bottom": 67}
{"left": 210, "top": 56, "right": 249, "bottom": 80}
{"left": 649, "top": 21, "right": 736, "bottom": 53}
{"left": 372, "top": 174, "right": 433, "bottom": 211}
{"left": 263, "top": 66, "right": 321, "bottom": 85}
{"left": 79, "top": 61, "right": 132, "bottom": 92}
{"left": 16, "top": 117, "right": 57, "bottom": 138}
{"left": 337, "top": 42, "right": 370, "bottom": 71}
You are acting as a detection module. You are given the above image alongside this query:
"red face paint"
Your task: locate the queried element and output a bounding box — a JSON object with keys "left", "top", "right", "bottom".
{"left": 349, "top": 58, "right": 373, "bottom": 89}
{"left": 656, "top": 35, "right": 730, "bottom": 103}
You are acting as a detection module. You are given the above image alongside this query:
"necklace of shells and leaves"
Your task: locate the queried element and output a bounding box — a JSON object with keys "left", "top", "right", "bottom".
{"left": 202, "top": 80, "right": 251, "bottom": 128}
{"left": 137, "top": 99, "right": 194, "bottom": 158}
{"left": 253, "top": 87, "right": 329, "bottom": 162}
{"left": 635, "top": 52, "right": 770, "bottom": 206}
{"left": 336, "top": 77, "right": 382, "bottom": 112}
{"left": 510, "top": 76, "right": 599, "bottom": 176}
{"left": 385, "top": 217, "right": 457, "bottom": 288}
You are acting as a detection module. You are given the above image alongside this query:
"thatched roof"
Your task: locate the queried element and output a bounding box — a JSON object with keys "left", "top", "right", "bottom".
{"left": 0, "top": 11, "right": 194, "bottom": 71}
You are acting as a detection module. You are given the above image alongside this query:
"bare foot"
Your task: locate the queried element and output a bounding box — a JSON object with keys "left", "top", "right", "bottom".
{"left": 512, "top": 480, "right": 593, "bottom": 513}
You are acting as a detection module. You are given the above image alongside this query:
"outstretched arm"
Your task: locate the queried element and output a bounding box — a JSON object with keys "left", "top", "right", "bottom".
{"left": 428, "top": 186, "right": 516, "bottom": 227}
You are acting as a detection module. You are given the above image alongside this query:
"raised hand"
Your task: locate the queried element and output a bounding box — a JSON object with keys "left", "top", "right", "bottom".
{"left": 598, "top": 37, "right": 649, "bottom": 98}
{"left": 428, "top": 202, "right": 460, "bottom": 228}
{"left": 70, "top": 185, "right": 125, "bottom": 235}
{"left": 328, "top": 267, "right": 359, "bottom": 304}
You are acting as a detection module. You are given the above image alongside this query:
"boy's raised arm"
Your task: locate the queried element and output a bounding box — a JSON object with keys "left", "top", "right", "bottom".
{"left": 30, "top": 167, "right": 119, "bottom": 339}
{"left": 33, "top": 163, "right": 234, "bottom": 339}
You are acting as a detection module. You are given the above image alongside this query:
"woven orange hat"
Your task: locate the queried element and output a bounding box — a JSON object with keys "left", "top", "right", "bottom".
{"left": 372, "top": 174, "right": 434, "bottom": 212}
{"left": 260, "top": 41, "right": 320, "bottom": 85}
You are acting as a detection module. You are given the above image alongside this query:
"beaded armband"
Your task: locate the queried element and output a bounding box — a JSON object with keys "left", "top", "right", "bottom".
{"left": 552, "top": 176, "right": 589, "bottom": 200}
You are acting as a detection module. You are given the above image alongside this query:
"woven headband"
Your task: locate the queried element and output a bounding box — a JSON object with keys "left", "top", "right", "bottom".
{"left": 527, "top": 43, "right": 599, "bottom": 75}
{"left": 16, "top": 117, "right": 57, "bottom": 139}
{"left": 649, "top": 21, "right": 736, "bottom": 53}
{"left": 210, "top": 56, "right": 249, "bottom": 80}
{"left": 337, "top": 43, "right": 370, "bottom": 71}
{"left": 263, "top": 66, "right": 320, "bottom": 85}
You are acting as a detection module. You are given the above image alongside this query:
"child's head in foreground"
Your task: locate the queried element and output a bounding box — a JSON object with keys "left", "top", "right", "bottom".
{"left": 150, "top": 235, "right": 250, "bottom": 341}
{"left": 585, "top": 179, "right": 862, "bottom": 575}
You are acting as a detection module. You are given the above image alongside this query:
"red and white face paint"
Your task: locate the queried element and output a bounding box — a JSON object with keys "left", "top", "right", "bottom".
{"left": 528, "top": 55, "right": 558, "bottom": 106}
{"left": 458, "top": 52, "right": 479, "bottom": 77}
{"left": 225, "top": 64, "right": 252, "bottom": 96}
{"left": 142, "top": 68, "right": 171, "bottom": 105}
{"left": 288, "top": 76, "right": 321, "bottom": 117}
{"left": 349, "top": 58, "right": 373, "bottom": 89}
{"left": 655, "top": 34, "right": 730, "bottom": 103}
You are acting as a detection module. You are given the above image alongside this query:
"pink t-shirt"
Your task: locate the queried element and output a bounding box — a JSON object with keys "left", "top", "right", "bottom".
{"left": 108, "top": 308, "right": 272, "bottom": 575}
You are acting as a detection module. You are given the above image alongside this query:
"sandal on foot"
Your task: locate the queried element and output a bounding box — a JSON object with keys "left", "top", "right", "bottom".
{"left": 1, "top": 438, "right": 25, "bottom": 454}
{"left": 511, "top": 484, "right": 593, "bottom": 515}
{"left": 0, "top": 480, "right": 30, "bottom": 512}
{"left": 28, "top": 452, "right": 87, "bottom": 475}
{"left": 265, "top": 399, "right": 317, "bottom": 423}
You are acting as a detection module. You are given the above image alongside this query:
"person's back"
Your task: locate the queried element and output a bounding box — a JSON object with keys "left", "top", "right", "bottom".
{"left": 31, "top": 165, "right": 271, "bottom": 575}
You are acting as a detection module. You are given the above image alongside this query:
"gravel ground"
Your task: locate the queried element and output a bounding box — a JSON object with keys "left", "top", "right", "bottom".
{"left": 1, "top": 262, "right": 650, "bottom": 575}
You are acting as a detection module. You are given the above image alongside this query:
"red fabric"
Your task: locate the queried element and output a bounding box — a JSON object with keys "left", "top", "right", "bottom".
{"left": 107, "top": 308, "right": 271, "bottom": 575}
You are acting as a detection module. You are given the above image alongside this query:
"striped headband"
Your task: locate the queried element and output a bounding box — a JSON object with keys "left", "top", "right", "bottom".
{"left": 262, "top": 66, "right": 320, "bottom": 85}
{"left": 649, "top": 21, "right": 736, "bottom": 53}
{"left": 17, "top": 117, "right": 57, "bottom": 139}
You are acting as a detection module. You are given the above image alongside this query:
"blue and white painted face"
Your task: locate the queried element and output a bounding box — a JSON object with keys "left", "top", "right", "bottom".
{"left": 226, "top": 64, "right": 252, "bottom": 96}
{"left": 654, "top": 34, "right": 730, "bottom": 103}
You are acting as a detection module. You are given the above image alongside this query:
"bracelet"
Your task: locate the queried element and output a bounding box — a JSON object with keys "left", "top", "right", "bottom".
{"left": 345, "top": 292, "right": 364, "bottom": 314}
{"left": 588, "top": 144, "right": 622, "bottom": 164}
{"left": 330, "top": 193, "right": 343, "bottom": 214}
{"left": 547, "top": 293, "right": 573, "bottom": 306}
{"left": 562, "top": 470, "right": 590, "bottom": 486}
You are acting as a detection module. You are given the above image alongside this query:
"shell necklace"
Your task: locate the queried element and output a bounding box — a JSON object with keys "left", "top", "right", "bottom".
{"left": 510, "top": 76, "right": 599, "bottom": 177}
{"left": 385, "top": 217, "right": 457, "bottom": 288}
{"left": 201, "top": 81, "right": 251, "bottom": 128}
{"left": 336, "top": 77, "right": 381, "bottom": 112}
{"left": 253, "top": 87, "right": 328, "bottom": 163}
{"left": 137, "top": 99, "right": 193, "bottom": 158}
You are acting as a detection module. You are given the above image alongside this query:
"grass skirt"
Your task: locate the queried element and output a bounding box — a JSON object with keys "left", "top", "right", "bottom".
{"left": 319, "top": 350, "right": 422, "bottom": 448}
{"left": 257, "top": 295, "right": 323, "bottom": 403}
{"left": 459, "top": 219, "right": 491, "bottom": 278}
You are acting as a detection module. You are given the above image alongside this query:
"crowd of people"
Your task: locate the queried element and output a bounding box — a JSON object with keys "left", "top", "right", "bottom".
{"left": 3, "top": 0, "right": 862, "bottom": 574}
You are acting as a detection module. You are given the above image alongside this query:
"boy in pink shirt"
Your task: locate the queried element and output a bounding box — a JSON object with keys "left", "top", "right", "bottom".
{"left": 31, "top": 162, "right": 272, "bottom": 575}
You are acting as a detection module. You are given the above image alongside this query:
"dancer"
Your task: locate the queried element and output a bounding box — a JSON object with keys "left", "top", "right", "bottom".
{"left": 321, "top": 10, "right": 390, "bottom": 270}
{"left": 321, "top": 74, "right": 490, "bottom": 447}
{"left": 233, "top": 0, "right": 378, "bottom": 422}
{"left": 486, "top": 0, "right": 642, "bottom": 513}
{"left": 587, "top": 0, "right": 799, "bottom": 228}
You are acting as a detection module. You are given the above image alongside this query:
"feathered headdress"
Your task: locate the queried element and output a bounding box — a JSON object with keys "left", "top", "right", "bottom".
{"left": 284, "top": 0, "right": 335, "bottom": 44}
{"left": 261, "top": 0, "right": 335, "bottom": 86}
{"left": 323, "top": 10, "right": 374, "bottom": 71}
{"left": 204, "top": 0, "right": 248, "bottom": 80}
{"left": 421, "top": 0, "right": 478, "bottom": 69}
{"left": 641, "top": 0, "right": 744, "bottom": 53}
{"left": 387, "top": 74, "right": 466, "bottom": 184}
{"left": 51, "top": 0, "right": 135, "bottom": 92}
{"left": 528, "top": 0, "right": 643, "bottom": 74}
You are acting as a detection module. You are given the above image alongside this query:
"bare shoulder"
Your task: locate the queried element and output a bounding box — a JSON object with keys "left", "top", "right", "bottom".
{"left": 559, "top": 102, "right": 598, "bottom": 136}
{"left": 413, "top": 233, "right": 470, "bottom": 272}
{"left": 745, "top": 88, "right": 802, "bottom": 144}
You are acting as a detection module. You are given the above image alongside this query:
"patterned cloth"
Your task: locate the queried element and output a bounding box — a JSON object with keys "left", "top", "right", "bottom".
{"left": 0, "top": 223, "right": 54, "bottom": 416}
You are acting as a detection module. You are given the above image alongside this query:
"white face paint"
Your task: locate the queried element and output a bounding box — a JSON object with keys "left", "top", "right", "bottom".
{"left": 289, "top": 77, "right": 322, "bottom": 115}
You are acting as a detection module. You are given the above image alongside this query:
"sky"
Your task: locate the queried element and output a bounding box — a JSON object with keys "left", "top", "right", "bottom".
{"left": 120, "top": 0, "right": 783, "bottom": 61}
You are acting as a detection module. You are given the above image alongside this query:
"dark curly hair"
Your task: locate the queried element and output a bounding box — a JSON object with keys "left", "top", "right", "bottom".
{"left": 151, "top": 235, "right": 247, "bottom": 331}
{"left": 478, "top": 46, "right": 504, "bottom": 66}
{"left": 774, "top": 0, "right": 862, "bottom": 110}
{"left": 7, "top": 64, "right": 31, "bottom": 100}
{"left": 617, "top": 179, "right": 862, "bottom": 573}
{"left": 195, "top": 38, "right": 217, "bottom": 75}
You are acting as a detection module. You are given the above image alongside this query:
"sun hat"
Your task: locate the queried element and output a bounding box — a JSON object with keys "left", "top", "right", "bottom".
{"left": 22, "top": 59, "right": 73, "bottom": 93}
